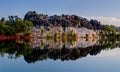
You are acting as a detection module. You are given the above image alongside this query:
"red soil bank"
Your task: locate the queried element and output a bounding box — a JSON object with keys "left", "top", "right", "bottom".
{"left": 0, "top": 34, "right": 20, "bottom": 41}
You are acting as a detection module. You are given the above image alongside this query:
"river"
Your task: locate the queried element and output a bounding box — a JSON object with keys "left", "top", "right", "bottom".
{"left": 0, "top": 38, "right": 120, "bottom": 72}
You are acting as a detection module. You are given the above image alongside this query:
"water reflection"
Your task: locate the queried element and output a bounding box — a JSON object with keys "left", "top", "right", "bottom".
{"left": 0, "top": 38, "right": 119, "bottom": 63}
{"left": 29, "top": 38, "right": 98, "bottom": 49}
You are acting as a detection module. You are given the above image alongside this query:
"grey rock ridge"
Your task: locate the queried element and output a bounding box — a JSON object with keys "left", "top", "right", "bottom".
{"left": 24, "top": 11, "right": 102, "bottom": 30}
{"left": 24, "top": 11, "right": 120, "bottom": 38}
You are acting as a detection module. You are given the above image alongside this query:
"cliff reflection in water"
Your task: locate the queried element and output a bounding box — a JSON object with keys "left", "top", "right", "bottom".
{"left": 0, "top": 38, "right": 119, "bottom": 63}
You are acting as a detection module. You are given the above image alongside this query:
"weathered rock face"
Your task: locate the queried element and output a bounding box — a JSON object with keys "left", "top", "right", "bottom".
{"left": 24, "top": 11, "right": 49, "bottom": 28}
{"left": 30, "top": 27, "right": 98, "bottom": 38}
{"left": 90, "top": 19, "right": 102, "bottom": 30}
{"left": 65, "top": 27, "right": 98, "bottom": 37}
{"left": 76, "top": 28, "right": 98, "bottom": 37}
{"left": 30, "top": 27, "right": 63, "bottom": 37}
{"left": 24, "top": 11, "right": 102, "bottom": 30}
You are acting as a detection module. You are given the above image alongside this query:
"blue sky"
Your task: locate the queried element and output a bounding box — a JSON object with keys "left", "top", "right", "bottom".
{"left": 1, "top": 0, "right": 120, "bottom": 26}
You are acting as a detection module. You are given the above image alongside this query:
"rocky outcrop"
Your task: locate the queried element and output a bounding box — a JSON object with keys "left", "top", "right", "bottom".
{"left": 90, "top": 19, "right": 102, "bottom": 30}
{"left": 24, "top": 11, "right": 103, "bottom": 30}
{"left": 24, "top": 11, "right": 49, "bottom": 28}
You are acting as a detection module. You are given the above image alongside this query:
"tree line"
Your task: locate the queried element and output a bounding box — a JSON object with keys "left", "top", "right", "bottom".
{"left": 0, "top": 16, "right": 33, "bottom": 35}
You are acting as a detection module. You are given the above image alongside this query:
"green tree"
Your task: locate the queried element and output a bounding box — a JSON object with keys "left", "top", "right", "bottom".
{"left": 0, "top": 16, "right": 33, "bottom": 35}
{"left": 102, "top": 25, "right": 115, "bottom": 33}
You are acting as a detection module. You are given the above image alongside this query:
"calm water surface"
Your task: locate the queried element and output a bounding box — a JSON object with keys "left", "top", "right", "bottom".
{"left": 0, "top": 38, "right": 120, "bottom": 72}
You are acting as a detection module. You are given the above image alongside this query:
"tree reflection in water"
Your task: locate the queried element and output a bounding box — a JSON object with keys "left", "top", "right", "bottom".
{"left": 0, "top": 38, "right": 119, "bottom": 63}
